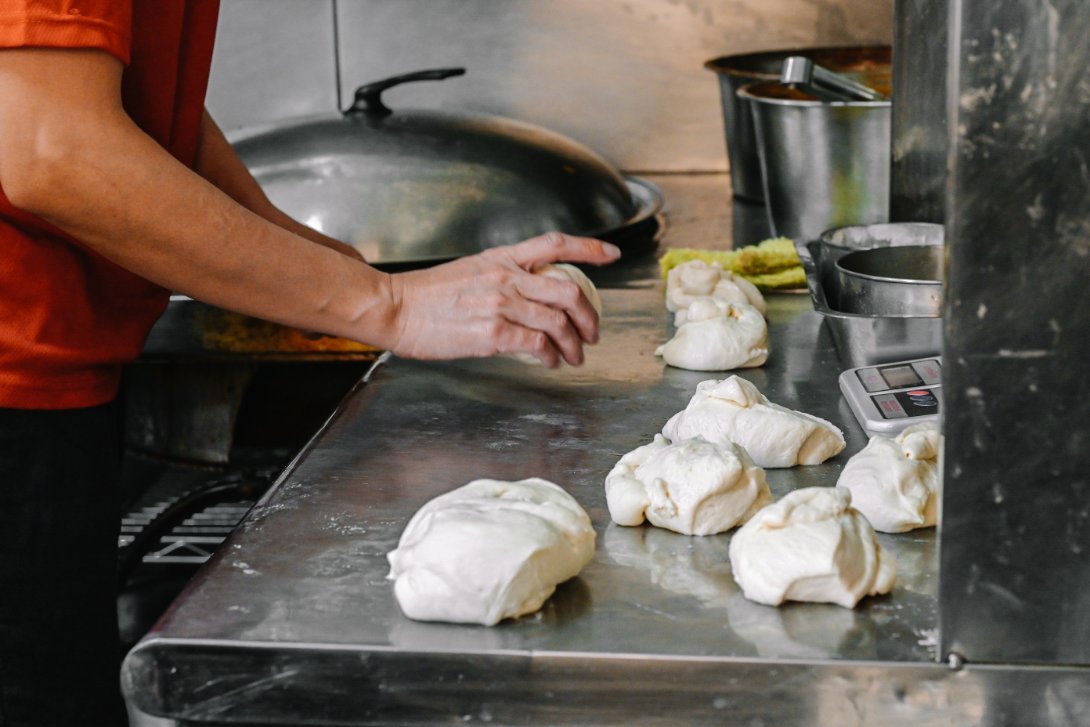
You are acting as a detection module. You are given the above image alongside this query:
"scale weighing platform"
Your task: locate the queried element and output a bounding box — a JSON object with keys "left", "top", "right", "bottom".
{"left": 838, "top": 356, "right": 942, "bottom": 434}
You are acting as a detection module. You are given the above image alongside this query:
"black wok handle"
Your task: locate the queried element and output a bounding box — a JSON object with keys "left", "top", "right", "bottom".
{"left": 346, "top": 67, "right": 466, "bottom": 118}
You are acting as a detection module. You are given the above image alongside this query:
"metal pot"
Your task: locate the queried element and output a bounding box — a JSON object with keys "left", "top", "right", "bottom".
{"left": 231, "top": 68, "right": 662, "bottom": 267}
{"left": 705, "top": 46, "right": 890, "bottom": 201}
{"left": 740, "top": 81, "right": 891, "bottom": 242}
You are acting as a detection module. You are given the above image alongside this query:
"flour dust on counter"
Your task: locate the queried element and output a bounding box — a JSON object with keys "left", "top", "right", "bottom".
{"left": 386, "top": 477, "right": 595, "bottom": 626}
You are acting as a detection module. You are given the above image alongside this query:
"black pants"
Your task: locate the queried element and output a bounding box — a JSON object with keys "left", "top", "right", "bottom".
{"left": 0, "top": 403, "right": 127, "bottom": 727}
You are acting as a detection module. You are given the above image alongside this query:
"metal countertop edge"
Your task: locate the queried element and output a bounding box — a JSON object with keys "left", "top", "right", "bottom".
{"left": 251, "top": 351, "right": 392, "bottom": 511}
{"left": 130, "top": 634, "right": 950, "bottom": 667}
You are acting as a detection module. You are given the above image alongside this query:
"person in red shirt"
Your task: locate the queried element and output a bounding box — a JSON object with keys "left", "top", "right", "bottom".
{"left": 0, "top": 2, "right": 617, "bottom": 724}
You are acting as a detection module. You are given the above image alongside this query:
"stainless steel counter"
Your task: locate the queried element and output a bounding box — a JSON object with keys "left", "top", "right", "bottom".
{"left": 123, "top": 176, "right": 1090, "bottom": 726}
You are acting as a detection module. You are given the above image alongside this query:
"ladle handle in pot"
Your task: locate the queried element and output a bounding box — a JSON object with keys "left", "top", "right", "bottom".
{"left": 780, "top": 57, "right": 886, "bottom": 102}
{"left": 347, "top": 67, "right": 466, "bottom": 117}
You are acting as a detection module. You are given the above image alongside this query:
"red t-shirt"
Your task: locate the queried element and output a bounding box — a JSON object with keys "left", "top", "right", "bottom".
{"left": 0, "top": 0, "right": 220, "bottom": 409}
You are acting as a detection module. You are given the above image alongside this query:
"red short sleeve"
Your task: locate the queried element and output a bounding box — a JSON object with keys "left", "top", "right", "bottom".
{"left": 0, "top": 1, "right": 131, "bottom": 64}
{"left": 0, "top": 0, "right": 219, "bottom": 409}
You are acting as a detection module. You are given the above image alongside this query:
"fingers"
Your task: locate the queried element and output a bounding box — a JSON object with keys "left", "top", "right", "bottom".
{"left": 500, "top": 294, "right": 587, "bottom": 366}
{"left": 503, "top": 231, "right": 621, "bottom": 271}
{"left": 514, "top": 272, "right": 599, "bottom": 344}
{"left": 385, "top": 239, "right": 607, "bottom": 367}
{"left": 498, "top": 321, "right": 563, "bottom": 368}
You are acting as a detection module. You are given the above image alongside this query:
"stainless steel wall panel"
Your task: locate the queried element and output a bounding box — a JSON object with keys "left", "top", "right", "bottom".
{"left": 941, "top": 0, "right": 1090, "bottom": 664}
{"left": 333, "top": 0, "right": 893, "bottom": 172}
{"left": 206, "top": 0, "right": 339, "bottom": 132}
{"left": 890, "top": 0, "right": 948, "bottom": 223}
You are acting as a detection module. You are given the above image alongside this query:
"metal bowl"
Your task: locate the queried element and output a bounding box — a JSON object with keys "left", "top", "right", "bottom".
{"left": 231, "top": 68, "right": 662, "bottom": 268}
{"left": 834, "top": 245, "right": 944, "bottom": 317}
{"left": 821, "top": 222, "right": 944, "bottom": 255}
{"left": 818, "top": 222, "right": 944, "bottom": 292}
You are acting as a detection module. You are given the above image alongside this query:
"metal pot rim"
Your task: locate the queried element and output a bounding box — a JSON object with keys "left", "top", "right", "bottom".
{"left": 835, "top": 246, "right": 944, "bottom": 285}
{"left": 704, "top": 44, "right": 892, "bottom": 78}
{"left": 737, "top": 82, "right": 891, "bottom": 108}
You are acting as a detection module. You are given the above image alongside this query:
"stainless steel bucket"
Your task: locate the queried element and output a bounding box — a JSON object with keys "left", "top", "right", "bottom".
{"left": 834, "top": 245, "right": 944, "bottom": 316}
{"left": 705, "top": 46, "right": 890, "bottom": 202}
{"left": 740, "top": 82, "right": 891, "bottom": 241}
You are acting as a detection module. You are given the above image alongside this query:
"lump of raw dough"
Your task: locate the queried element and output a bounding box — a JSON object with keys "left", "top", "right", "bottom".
{"left": 386, "top": 477, "right": 595, "bottom": 626}
{"left": 538, "top": 263, "right": 602, "bottom": 315}
{"left": 662, "top": 376, "right": 844, "bottom": 468}
{"left": 655, "top": 299, "right": 769, "bottom": 372}
{"left": 729, "top": 487, "right": 897, "bottom": 608}
{"left": 605, "top": 434, "right": 772, "bottom": 536}
{"left": 666, "top": 259, "right": 767, "bottom": 325}
{"left": 515, "top": 264, "right": 603, "bottom": 364}
{"left": 835, "top": 422, "right": 942, "bottom": 533}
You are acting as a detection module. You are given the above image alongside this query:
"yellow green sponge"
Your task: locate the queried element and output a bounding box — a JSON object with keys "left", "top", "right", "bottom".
{"left": 659, "top": 237, "right": 803, "bottom": 290}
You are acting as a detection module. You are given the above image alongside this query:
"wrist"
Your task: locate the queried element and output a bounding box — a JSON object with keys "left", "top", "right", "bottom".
{"left": 344, "top": 265, "right": 405, "bottom": 352}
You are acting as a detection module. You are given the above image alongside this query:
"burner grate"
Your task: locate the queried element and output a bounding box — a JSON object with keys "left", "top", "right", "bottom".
{"left": 120, "top": 500, "right": 255, "bottom": 564}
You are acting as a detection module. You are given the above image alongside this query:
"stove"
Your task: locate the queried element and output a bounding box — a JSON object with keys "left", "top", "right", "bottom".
{"left": 117, "top": 359, "right": 374, "bottom": 650}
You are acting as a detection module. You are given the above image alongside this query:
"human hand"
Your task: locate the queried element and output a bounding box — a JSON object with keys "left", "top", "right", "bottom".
{"left": 387, "top": 232, "right": 621, "bottom": 367}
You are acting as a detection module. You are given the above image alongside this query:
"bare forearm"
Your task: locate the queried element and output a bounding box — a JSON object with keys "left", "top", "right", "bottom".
{"left": 0, "top": 51, "right": 392, "bottom": 345}
{"left": 37, "top": 126, "right": 389, "bottom": 340}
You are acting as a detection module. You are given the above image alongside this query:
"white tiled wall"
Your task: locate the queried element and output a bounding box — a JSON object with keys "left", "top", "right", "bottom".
{"left": 207, "top": 0, "right": 892, "bottom": 172}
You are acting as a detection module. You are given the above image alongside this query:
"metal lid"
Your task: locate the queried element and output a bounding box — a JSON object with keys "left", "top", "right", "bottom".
{"left": 232, "top": 68, "right": 662, "bottom": 267}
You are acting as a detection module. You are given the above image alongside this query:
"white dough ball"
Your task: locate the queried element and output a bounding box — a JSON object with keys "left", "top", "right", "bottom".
{"left": 666, "top": 260, "right": 767, "bottom": 319}
{"left": 538, "top": 263, "right": 602, "bottom": 315}
{"left": 662, "top": 376, "right": 845, "bottom": 468}
{"left": 605, "top": 434, "right": 772, "bottom": 536}
{"left": 655, "top": 299, "right": 769, "bottom": 372}
{"left": 836, "top": 422, "right": 942, "bottom": 533}
{"left": 729, "top": 487, "right": 897, "bottom": 608}
{"left": 387, "top": 477, "right": 595, "bottom": 626}
{"left": 514, "top": 264, "right": 602, "bottom": 364}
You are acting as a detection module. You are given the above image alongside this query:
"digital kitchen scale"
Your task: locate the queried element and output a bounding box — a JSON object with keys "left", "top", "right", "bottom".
{"left": 838, "top": 356, "right": 942, "bottom": 434}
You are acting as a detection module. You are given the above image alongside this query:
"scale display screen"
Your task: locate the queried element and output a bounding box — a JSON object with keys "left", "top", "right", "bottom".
{"left": 878, "top": 364, "right": 923, "bottom": 389}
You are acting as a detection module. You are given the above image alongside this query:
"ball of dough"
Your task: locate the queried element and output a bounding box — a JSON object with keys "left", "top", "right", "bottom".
{"left": 836, "top": 423, "right": 942, "bottom": 533}
{"left": 605, "top": 434, "right": 772, "bottom": 536}
{"left": 729, "top": 487, "right": 897, "bottom": 608}
{"left": 386, "top": 477, "right": 595, "bottom": 626}
{"left": 655, "top": 299, "right": 769, "bottom": 372}
{"left": 662, "top": 376, "right": 845, "bottom": 468}
{"left": 666, "top": 260, "right": 767, "bottom": 324}
{"left": 515, "top": 264, "right": 602, "bottom": 364}
{"left": 537, "top": 263, "right": 602, "bottom": 315}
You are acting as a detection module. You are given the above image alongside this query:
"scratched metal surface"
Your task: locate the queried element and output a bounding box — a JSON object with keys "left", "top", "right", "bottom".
{"left": 123, "top": 262, "right": 947, "bottom": 722}
{"left": 130, "top": 283, "right": 937, "bottom": 657}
